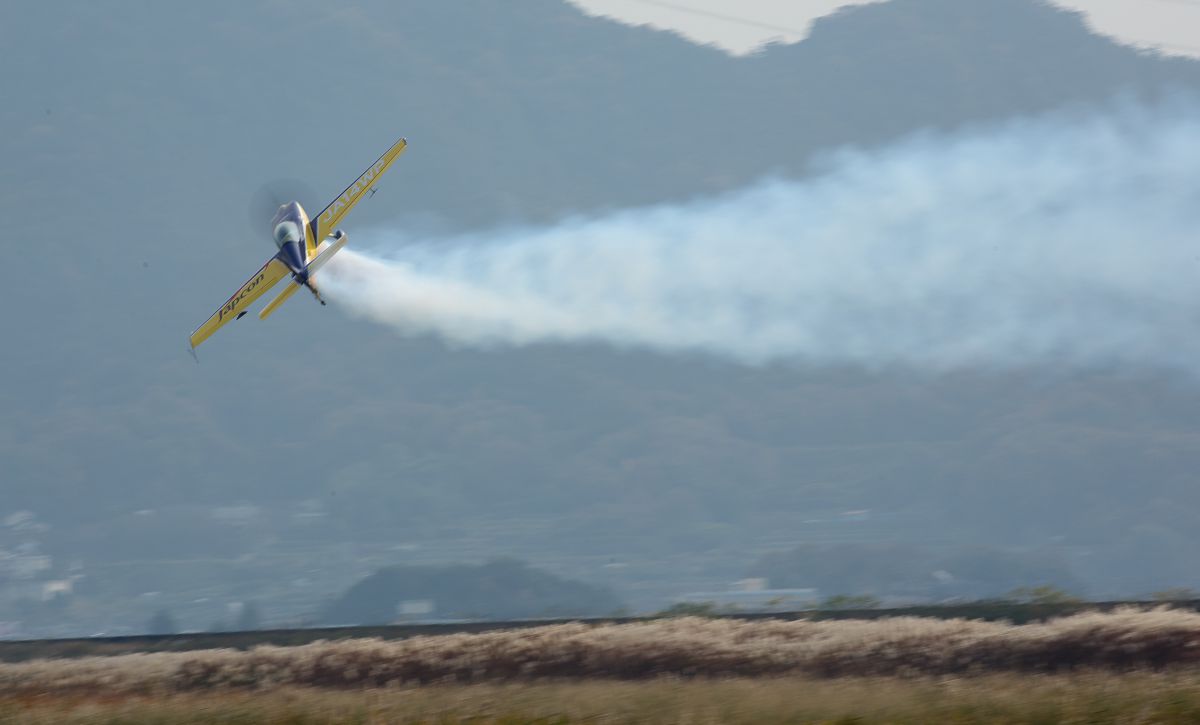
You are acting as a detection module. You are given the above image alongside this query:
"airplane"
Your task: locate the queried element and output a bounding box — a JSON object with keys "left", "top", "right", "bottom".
{"left": 188, "top": 137, "right": 408, "bottom": 352}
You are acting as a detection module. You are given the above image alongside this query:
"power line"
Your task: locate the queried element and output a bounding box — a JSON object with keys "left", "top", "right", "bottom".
{"left": 619, "top": 0, "right": 808, "bottom": 37}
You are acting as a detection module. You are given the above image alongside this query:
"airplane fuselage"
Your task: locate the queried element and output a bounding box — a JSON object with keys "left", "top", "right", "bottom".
{"left": 268, "top": 200, "right": 328, "bottom": 305}
{"left": 270, "top": 201, "right": 312, "bottom": 281}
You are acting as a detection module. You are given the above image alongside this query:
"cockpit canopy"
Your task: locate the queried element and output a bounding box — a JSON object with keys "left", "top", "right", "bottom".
{"left": 273, "top": 220, "right": 302, "bottom": 246}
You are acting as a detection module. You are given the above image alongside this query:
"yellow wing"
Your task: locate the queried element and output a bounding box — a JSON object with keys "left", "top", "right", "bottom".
{"left": 189, "top": 256, "right": 290, "bottom": 349}
{"left": 309, "top": 137, "right": 407, "bottom": 248}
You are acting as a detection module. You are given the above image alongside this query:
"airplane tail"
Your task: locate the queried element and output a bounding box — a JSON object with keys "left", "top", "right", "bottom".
{"left": 259, "top": 278, "right": 302, "bottom": 320}
{"left": 258, "top": 231, "right": 348, "bottom": 321}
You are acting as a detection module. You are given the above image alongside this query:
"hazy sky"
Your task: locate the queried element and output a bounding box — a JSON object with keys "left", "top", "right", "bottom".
{"left": 570, "top": 0, "right": 1200, "bottom": 57}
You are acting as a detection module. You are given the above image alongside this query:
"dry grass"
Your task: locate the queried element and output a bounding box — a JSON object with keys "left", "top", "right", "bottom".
{"left": 7, "top": 609, "right": 1200, "bottom": 721}
{"left": 4, "top": 608, "right": 1200, "bottom": 696}
{"left": 5, "top": 672, "right": 1200, "bottom": 723}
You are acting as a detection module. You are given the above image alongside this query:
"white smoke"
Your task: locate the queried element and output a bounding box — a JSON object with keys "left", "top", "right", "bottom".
{"left": 323, "top": 101, "right": 1200, "bottom": 372}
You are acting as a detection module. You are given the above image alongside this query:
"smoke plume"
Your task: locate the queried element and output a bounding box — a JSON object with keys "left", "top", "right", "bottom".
{"left": 323, "top": 102, "right": 1200, "bottom": 372}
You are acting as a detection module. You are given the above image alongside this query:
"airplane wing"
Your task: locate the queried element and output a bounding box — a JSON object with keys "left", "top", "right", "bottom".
{"left": 189, "top": 256, "right": 290, "bottom": 349}
{"left": 310, "top": 137, "right": 407, "bottom": 244}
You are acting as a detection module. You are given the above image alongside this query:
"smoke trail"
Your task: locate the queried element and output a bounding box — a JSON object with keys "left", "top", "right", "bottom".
{"left": 323, "top": 102, "right": 1200, "bottom": 372}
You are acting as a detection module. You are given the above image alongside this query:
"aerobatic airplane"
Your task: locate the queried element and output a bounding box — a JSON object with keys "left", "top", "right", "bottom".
{"left": 188, "top": 137, "right": 408, "bottom": 351}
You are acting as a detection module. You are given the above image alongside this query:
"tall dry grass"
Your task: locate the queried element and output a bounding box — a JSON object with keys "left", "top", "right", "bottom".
{"left": 7, "top": 673, "right": 1200, "bottom": 723}
{"left": 3, "top": 608, "right": 1200, "bottom": 695}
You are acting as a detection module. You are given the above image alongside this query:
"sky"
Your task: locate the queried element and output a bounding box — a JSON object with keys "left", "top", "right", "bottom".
{"left": 570, "top": 0, "right": 1200, "bottom": 57}
{"left": 5, "top": 0, "right": 1200, "bottom": 635}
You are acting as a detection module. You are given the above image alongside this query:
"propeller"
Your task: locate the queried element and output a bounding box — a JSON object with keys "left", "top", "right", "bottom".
{"left": 248, "top": 179, "right": 318, "bottom": 236}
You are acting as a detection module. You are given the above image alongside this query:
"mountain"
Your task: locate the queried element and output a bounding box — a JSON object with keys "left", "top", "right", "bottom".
{"left": 3, "top": 0, "right": 1200, "bottom": 632}
{"left": 324, "top": 559, "right": 624, "bottom": 624}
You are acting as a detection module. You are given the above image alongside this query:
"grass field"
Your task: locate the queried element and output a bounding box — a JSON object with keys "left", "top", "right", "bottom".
{"left": 5, "top": 609, "right": 1200, "bottom": 722}
{"left": 5, "top": 672, "right": 1200, "bottom": 723}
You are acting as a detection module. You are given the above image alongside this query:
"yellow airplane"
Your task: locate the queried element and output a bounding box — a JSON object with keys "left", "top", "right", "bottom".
{"left": 189, "top": 137, "right": 407, "bottom": 351}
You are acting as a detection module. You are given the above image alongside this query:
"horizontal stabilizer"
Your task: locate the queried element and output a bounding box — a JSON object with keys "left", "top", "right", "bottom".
{"left": 258, "top": 278, "right": 302, "bottom": 321}
{"left": 307, "top": 230, "right": 348, "bottom": 275}
{"left": 257, "top": 233, "right": 347, "bottom": 321}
